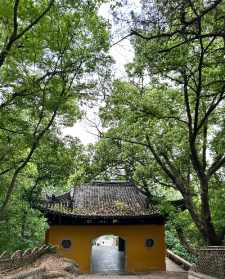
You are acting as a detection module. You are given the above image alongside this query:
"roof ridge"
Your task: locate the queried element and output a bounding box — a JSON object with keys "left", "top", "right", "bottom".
{"left": 89, "top": 181, "right": 134, "bottom": 186}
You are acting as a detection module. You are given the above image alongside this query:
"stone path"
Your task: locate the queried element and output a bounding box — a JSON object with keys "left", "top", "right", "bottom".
{"left": 166, "top": 258, "right": 185, "bottom": 272}
{"left": 91, "top": 246, "right": 125, "bottom": 273}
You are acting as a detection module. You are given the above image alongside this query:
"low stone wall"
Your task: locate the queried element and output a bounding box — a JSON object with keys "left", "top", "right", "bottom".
{"left": 1, "top": 254, "right": 79, "bottom": 279}
{"left": 168, "top": 246, "right": 225, "bottom": 279}
{"left": 0, "top": 245, "right": 55, "bottom": 272}
{"left": 3, "top": 267, "right": 46, "bottom": 279}
{"left": 191, "top": 246, "right": 225, "bottom": 279}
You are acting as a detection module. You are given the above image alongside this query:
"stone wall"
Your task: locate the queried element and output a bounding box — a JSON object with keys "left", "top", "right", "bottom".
{"left": 191, "top": 246, "right": 225, "bottom": 279}
{"left": 0, "top": 245, "right": 55, "bottom": 272}
{"left": 4, "top": 267, "right": 46, "bottom": 279}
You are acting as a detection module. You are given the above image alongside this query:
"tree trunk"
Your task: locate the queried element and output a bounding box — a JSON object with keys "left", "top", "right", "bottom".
{"left": 200, "top": 177, "right": 221, "bottom": 245}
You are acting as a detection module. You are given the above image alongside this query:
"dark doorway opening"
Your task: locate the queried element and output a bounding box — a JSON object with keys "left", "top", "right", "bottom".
{"left": 91, "top": 235, "right": 125, "bottom": 273}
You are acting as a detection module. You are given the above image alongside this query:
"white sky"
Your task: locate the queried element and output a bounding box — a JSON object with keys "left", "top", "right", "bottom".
{"left": 62, "top": 1, "right": 141, "bottom": 144}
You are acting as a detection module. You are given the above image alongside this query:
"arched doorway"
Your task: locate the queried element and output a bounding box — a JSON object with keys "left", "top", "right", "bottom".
{"left": 91, "top": 235, "right": 126, "bottom": 273}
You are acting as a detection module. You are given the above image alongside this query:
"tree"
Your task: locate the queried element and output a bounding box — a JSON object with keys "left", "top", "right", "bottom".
{"left": 0, "top": 135, "right": 89, "bottom": 252}
{"left": 98, "top": 0, "right": 225, "bottom": 245}
{"left": 0, "top": 0, "right": 110, "bottom": 220}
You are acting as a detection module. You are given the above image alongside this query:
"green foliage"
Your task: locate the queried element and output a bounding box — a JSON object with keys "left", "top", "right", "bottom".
{"left": 2, "top": 0, "right": 225, "bottom": 254}
{"left": 91, "top": 0, "right": 225, "bottom": 248}
{"left": 166, "top": 226, "right": 196, "bottom": 263}
{"left": 0, "top": 200, "right": 47, "bottom": 253}
{"left": 0, "top": 0, "right": 110, "bottom": 251}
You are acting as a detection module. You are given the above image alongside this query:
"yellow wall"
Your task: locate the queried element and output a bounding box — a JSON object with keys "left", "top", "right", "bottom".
{"left": 47, "top": 224, "right": 166, "bottom": 273}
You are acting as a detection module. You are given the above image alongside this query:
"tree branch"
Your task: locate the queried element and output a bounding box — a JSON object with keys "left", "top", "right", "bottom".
{"left": 193, "top": 20, "right": 204, "bottom": 136}
{"left": 197, "top": 85, "right": 225, "bottom": 133}
{"left": 207, "top": 156, "right": 225, "bottom": 178}
{"left": 0, "top": 126, "right": 25, "bottom": 134}
{"left": 0, "top": 0, "right": 54, "bottom": 68}
{"left": 184, "top": 0, "right": 223, "bottom": 26}
{"left": 145, "top": 135, "right": 185, "bottom": 192}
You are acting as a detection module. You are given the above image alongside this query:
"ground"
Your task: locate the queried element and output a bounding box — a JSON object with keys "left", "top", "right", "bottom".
{"left": 78, "top": 273, "right": 188, "bottom": 279}
{"left": 91, "top": 246, "right": 185, "bottom": 274}
{"left": 83, "top": 246, "right": 188, "bottom": 279}
{"left": 2, "top": 249, "right": 188, "bottom": 279}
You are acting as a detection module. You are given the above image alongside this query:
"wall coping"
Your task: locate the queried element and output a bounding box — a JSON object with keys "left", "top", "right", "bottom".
{"left": 200, "top": 246, "right": 225, "bottom": 251}
{"left": 167, "top": 249, "right": 192, "bottom": 271}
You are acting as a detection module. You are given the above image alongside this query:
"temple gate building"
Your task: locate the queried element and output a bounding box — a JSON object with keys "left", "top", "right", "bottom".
{"left": 40, "top": 181, "right": 166, "bottom": 273}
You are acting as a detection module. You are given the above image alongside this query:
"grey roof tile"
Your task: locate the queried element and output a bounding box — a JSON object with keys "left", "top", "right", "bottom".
{"left": 43, "top": 181, "right": 161, "bottom": 217}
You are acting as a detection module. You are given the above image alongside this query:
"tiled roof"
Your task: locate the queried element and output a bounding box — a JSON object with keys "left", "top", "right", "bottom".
{"left": 40, "top": 181, "right": 161, "bottom": 218}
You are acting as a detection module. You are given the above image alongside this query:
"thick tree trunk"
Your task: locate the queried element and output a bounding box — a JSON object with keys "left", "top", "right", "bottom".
{"left": 200, "top": 177, "right": 221, "bottom": 245}
{"left": 182, "top": 179, "right": 222, "bottom": 245}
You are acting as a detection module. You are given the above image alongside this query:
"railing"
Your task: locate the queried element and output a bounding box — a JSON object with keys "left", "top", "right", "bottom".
{"left": 0, "top": 244, "right": 56, "bottom": 272}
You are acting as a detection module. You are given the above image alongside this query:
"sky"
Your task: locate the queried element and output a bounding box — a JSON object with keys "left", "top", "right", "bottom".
{"left": 62, "top": 1, "right": 141, "bottom": 145}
